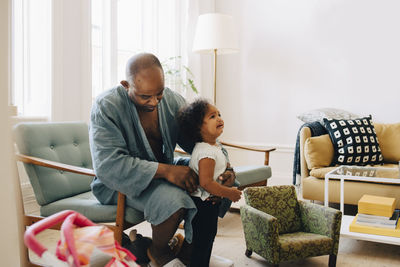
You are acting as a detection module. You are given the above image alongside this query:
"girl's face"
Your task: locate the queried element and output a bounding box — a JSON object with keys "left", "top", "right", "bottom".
{"left": 200, "top": 104, "right": 224, "bottom": 143}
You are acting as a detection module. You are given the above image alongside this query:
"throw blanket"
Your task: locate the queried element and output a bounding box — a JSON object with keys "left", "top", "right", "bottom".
{"left": 292, "top": 121, "right": 327, "bottom": 185}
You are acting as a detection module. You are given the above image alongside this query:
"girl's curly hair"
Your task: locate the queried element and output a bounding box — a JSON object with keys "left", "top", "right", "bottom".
{"left": 177, "top": 98, "right": 210, "bottom": 143}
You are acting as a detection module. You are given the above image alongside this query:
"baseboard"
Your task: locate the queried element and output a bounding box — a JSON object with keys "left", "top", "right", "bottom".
{"left": 268, "top": 171, "right": 293, "bottom": 186}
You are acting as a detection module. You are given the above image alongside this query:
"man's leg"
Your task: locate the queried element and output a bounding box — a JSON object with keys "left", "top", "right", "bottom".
{"left": 123, "top": 180, "right": 196, "bottom": 265}
{"left": 149, "top": 208, "right": 185, "bottom": 266}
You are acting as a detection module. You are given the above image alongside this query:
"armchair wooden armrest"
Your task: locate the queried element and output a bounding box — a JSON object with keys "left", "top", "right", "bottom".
{"left": 174, "top": 148, "right": 188, "bottom": 155}
{"left": 15, "top": 153, "right": 127, "bottom": 244}
{"left": 220, "top": 141, "right": 276, "bottom": 165}
{"left": 16, "top": 154, "right": 95, "bottom": 176}
{"left": 175, "top": 143, "right": 276, "bottom": 165}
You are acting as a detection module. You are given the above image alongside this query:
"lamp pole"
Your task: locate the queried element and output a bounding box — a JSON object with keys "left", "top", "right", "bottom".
{"left": 192, "top": 13, "right": 238, "bottom": 105}
{"left": 213, "top": 49, "right": 217, "bottom": 104}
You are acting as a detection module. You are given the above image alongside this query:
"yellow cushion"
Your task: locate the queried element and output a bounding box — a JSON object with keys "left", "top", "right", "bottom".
{"left": 309, "top": 167, "right": 337, "bottom": 178}
{"left": 374, "top": 123, "right": 400, "bottom": 163}
{"left": 304, "top": 134, "right": 334, "bottom": 169}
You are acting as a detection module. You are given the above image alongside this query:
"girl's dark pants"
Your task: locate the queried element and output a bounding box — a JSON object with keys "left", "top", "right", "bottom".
{"left": 190, "top": 196, "right": 220, "bottom": 267}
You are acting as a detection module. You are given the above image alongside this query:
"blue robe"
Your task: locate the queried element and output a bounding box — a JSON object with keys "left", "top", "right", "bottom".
{"left": 89, "top": 85, "right": 197, "bottom": 242}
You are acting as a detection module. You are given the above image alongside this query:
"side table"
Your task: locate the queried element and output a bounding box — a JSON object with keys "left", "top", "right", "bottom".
{"left": 324, "top": 165, "right": 400, "bottom": 245}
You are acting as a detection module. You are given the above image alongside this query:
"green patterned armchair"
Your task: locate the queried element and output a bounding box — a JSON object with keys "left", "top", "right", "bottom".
{"left": 240, "top": 185, "right": 342, "bottom": 267}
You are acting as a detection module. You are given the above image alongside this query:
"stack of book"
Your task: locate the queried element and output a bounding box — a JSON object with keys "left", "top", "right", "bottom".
{"left": 356, "top": 210, "right": 400, "bottom": 229}
{"left": 350, "top": 194, "right": 400, "bottom": 237}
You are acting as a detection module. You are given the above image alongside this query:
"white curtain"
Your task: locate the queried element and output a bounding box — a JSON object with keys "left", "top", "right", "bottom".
{"left": 92, "top": 0, "right": 191, "bottom": 98}
{"left": 11, "top": 0, "right": 52, "bottom": 117}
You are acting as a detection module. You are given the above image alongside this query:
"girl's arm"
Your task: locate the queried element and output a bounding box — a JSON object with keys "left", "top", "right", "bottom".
{"left": 198, "top": 158, "right": 241, "bottom": 202}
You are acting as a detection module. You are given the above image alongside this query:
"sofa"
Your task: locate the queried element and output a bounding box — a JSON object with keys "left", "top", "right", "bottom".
{"left": 300, "top": 121, "right": 400, "bottom": 208}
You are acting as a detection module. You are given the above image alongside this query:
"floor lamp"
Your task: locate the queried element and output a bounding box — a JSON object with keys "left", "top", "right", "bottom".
{"left": 192, "top": 13, "right": 239, "bottom": 104}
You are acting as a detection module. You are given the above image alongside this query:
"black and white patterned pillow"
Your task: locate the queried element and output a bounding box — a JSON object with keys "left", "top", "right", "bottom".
{"left": 323, "top": 116, "right": 384, "bottom": 166}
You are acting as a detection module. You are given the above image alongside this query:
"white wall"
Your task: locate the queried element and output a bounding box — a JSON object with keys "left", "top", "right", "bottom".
{"left": 212, "top": 0, "right": 400, "bottom": 182}
{"left": 52, "top": 0, "right": 92, "bottom": 122}
{"left": 19, "top": 0, "right": 400, "bottom": 183}
{"left": 0, "top": 0, "right": 25, "bottom": 265}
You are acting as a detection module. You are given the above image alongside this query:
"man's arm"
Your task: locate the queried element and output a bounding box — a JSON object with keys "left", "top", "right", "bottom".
{"left": 156, "top": 163, "right": 198, "bottom": 193}
{"left": 90, "top": 107, "right": 156, "bottom": 197}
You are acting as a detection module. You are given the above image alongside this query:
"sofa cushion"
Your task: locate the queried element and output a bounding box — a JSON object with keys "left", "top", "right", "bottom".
{"left": 323, "top": 116, "right": 384, "bottom": 166}
{"left": 234, "top": 165, "right": 272, "bottom": 186}
{"left": 40, "top": 191, "right": 145, "bottom": 224}
{"left": 304, "top": 134, "right": 334, "bottom": 169}
{"left": 374, "top": 123, "right": 400, "bottom": 163}
{"left": 278, "top": 232, "right": 333, "bottom": 262}
{"left": 302, "top": 175, "right": 400, "bottom": 207}
{"left": 309, "top": 167, "right": 338, "bottom": 179}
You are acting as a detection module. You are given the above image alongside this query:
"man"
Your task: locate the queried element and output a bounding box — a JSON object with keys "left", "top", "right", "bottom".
{"left": 89, "top": 53, "right": 234, "bottom": 266}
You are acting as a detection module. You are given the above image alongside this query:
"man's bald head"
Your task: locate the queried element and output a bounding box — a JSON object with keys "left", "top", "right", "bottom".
{"left": 121, "top": 53, "right": 165, "bottom": 112}
{"left": 125, "top": 53, "right": 163, "bottom": 86}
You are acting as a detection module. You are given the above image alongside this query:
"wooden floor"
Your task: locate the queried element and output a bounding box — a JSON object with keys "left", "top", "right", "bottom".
{"left": 212, "top": 212, "right": 400, "bottom": 267}
{"left": 24, "top": 176, "right": 400, "bottom": 266}
{"left": 30, "top": 209, "right": 400, "bottom": 267}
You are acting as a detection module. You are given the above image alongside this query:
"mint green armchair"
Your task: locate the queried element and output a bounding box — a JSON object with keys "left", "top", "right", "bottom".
{"left": 13, "top": 122, "right": 145, "bottom": 244}
{"left": 240, "top": 185, "right": 342, "bottom": 267}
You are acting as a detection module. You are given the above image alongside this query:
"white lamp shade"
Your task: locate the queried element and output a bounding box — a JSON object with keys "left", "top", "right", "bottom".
{"left": 192, "top": 13, "right": 239, "bottom": 55}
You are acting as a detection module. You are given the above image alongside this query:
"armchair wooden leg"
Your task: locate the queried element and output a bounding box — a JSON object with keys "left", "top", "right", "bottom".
{"left": 114, "top": 226, "right": 124, "bottom": 245}
{"left": 115, "top": 192, "right": 127, "bottom": 244}
{"left": 329, "top": 254, "right": 337, "bottom": 267}
{"left": 245, "top": 249, "right": 252, "bottom": 258}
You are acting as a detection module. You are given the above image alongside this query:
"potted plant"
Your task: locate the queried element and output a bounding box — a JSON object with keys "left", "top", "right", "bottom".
{"left": 162, "top": 56, "right": 198, "bottom": 95}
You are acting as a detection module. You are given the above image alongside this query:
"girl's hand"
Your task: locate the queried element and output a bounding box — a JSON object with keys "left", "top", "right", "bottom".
{"left": 227, "top": 187, "right": 242, "bottom": 202}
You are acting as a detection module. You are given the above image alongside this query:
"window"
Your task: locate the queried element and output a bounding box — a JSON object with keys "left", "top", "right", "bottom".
{"left": 91, "top": 0, "right": 189, "bottom": 99}
{"left": 11, "top": 0, "right": 52, "bottom": 117}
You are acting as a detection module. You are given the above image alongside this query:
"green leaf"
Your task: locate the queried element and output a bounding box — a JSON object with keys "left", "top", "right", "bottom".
{"left": 183, "top": 66, "right": 194, "bottom": 77}
{"left": 162, "top": 56, "right": 198, "bottom": 94}
{"left": 188, "top": 79, "right": 198, "bottom": 94}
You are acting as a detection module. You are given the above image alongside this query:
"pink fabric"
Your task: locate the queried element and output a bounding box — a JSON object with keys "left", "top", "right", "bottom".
{"left": 54, "top": 212, "right": 138, "bottom": 267}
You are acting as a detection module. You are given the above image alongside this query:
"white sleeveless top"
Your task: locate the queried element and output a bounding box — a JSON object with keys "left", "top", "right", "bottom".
{"left": 189, "top": 142, "right": 227, "bottom": 200}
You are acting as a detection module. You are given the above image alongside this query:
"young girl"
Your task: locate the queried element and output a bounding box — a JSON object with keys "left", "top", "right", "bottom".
{"left": 177, "top": 98, "right": 241, "bottom": 267}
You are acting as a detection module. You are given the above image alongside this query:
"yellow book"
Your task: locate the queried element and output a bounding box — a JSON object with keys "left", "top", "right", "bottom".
{"left": 358, "top": 195, "right": 395, "bottom": 217}
{"left": 350, "top": 214, "right": 400, "bottom": 238}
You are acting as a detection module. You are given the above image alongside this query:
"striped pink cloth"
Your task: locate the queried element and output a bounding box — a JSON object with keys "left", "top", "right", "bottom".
{"left": 56, "top": 224, "right": 138, "bottom": 267}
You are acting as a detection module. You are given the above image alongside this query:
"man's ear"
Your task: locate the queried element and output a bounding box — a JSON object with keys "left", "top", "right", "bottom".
{"left": 120, "top": 80, "right": 129, "bottom": 90}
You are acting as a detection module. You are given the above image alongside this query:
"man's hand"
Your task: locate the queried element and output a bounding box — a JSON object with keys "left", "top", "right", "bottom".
{"left": 217, "top": 167, "right": 236, "bottom": 187}
{"left": 163, "top": 165, "right": 199, "bottom": 193}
